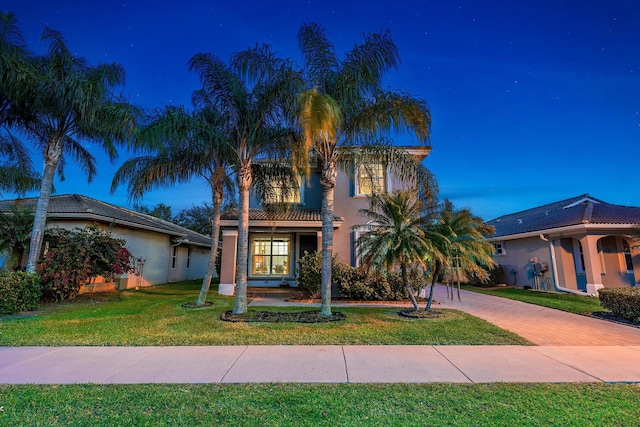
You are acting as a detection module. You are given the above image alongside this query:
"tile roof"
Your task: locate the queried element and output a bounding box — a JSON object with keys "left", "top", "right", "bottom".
{"left": 487, "top": 194, "right": 640, "bottom": 238}
{"left": 220, "top": 208, "right": 343, "bottom": 222}
{"left": 0, "top": 194, "right": 212, "bottom": 246}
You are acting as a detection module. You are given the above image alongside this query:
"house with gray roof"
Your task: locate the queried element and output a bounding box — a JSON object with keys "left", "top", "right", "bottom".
{"left": 487, "top": 194, "right": 640, "bottom": 295}
{"left": 0, "top": 194, "right": 212, "bottom": 290}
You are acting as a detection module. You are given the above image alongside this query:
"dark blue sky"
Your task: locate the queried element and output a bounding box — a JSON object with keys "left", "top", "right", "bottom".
{"left": 4, "top": 0, "right": 640, "bottom": 219}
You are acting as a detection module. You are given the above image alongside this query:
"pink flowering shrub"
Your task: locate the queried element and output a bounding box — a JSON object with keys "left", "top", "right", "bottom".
{"left": 38, "top": 226, "right": 137, "bottom": 301}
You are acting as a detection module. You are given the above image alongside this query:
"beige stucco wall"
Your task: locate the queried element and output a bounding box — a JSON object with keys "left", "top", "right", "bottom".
{"left": 492, "top": 236, "right": 550, "bottom": 288}
{"left": 45, "top": 220, "right": 208, "bottom": 288}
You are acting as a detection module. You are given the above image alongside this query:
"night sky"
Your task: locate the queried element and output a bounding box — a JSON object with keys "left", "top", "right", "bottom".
{"left": 3, "top": 0, "right": 639, "bottom": 220}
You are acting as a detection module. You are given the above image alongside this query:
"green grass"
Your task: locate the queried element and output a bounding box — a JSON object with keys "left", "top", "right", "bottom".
{"left": 463, "top": 286, "right": 609, "bottom": 314}
{"left": 1, "top": 383, "right": 638, "bottom": 426}
{"left": 0, "top": 280, "right": 529, "bottom": 346}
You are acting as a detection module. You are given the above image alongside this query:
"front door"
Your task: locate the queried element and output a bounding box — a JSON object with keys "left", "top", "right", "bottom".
{"left": 299, "top": 234, "right": 317, "bottom": 259}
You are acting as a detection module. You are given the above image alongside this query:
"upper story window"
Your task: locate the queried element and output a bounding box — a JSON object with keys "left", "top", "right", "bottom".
{"left": 493, "top": 242, "right": 506, "bottom": 256}
{"left": 355, "top": 162, "right": 386, "bottom": 196}
{"left": 263, "top": 176, "right": 302, "bottom": 204}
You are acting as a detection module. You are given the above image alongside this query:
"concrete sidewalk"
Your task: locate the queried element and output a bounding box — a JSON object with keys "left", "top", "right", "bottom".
{"left": 1, "top": 345, "right": 639, "bottom": 384}
{"left": 3, "top": 285, "right": 640, "bottom": 385}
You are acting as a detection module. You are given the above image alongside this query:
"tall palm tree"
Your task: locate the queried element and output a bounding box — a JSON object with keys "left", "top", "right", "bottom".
{"left": 297, "top": 23, "right": 432, "bottom": 315}
{"left": 424, "top": 200, "right": 496, "bottom": 311}
{"left": 111, "top": 105, "right": 234, "bottom": 306}
{"left": 188, "top": 45, "right": 302, "bottom": 314}
{"left": 0, "top": 12, "right": 40, "bottom": 194}
{"left": 11, "top": 27, "right": 138, "bottom": 273}
{"left": 355, "top": 189, "right": 434, "bottom": 311}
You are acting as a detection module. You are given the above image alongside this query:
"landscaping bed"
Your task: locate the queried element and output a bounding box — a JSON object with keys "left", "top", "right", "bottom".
{"left": 221, "top": 310, "right": 346, "bottom": 323}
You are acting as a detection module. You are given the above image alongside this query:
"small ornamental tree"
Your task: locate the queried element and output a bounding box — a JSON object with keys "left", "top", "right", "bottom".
{"left": 37, "top": 226, "right": 137, "bottom": 301}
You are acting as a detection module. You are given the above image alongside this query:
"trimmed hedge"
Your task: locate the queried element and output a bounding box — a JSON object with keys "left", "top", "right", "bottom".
{"left": 599, "top": 287, "right": 640, "bottom": 323}
{"left": 0, "top": 270, "right": 42, "bottom": 315}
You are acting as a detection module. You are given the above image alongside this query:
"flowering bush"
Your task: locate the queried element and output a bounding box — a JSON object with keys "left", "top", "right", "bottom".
{"left": 37, "top": 226, "right": 137, "bottom": 301}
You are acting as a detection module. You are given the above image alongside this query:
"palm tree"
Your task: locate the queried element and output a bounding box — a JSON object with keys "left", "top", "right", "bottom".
{"left": 424, "top": 200, "right": 496, "bottom": 311}
{"left": 0, "top": 12, "right": 40, "bottom": 194}
{"left": 297, "top": 23, "right": 432, "bottom": 315}
{"left": 355, "top": 189, "right": 434, "bottom": 311}
{"left": 111, "top": 105, "right": 234, "bottom": 306}
{"left": 188, "top": 45, "right": 302, "bottom": 314}
{"left": 11, "top": 27, "right": 138, "bottom": 273}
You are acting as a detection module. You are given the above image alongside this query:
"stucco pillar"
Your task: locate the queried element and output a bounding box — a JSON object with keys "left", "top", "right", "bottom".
{"left": 579, "top": 235, "right": 604, "bottom": 295}
{"left": 219, "top": 229, "right": 238, "bottom": 296}
{"left": 316, "top": 231, "right": 323, "bottom": 252}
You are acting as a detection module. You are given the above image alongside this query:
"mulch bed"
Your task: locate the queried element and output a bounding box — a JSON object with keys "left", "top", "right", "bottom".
{"left": 399, "top": 309, "right": 444, "bottom": 319}
{"left": 181, "top": 301, "right": 214, "bottom": 309}
{"left": 221, "top": 310, "right": 346, "bottom": 323}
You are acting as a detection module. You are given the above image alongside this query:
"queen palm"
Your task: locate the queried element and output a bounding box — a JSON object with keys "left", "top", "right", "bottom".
{"left": 0, "top": 12, "right": 40, "bottom": 194}
{"left": 355, "top": 189, "right": 435, "bottom": 311}
{"left": 297, "top": 23, "right": 432, "bottom": 315}
{"left": 11, "top": 27, "right": 138, "bottom": 273}
{"left": 188, "top": 45, "right": 302, "bottom": 314}
{"left": 424, "top": 200, "right": 496, "bottom": 311}
{"left": 111, "top": 105, "right": 233, "bottom": 306}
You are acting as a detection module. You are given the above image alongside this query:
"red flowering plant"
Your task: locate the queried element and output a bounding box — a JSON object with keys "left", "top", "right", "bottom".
{"left": 37, "top": 226, "right": 138, "bottom": 301}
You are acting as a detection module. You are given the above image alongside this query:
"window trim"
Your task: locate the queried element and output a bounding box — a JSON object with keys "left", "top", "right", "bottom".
{"left": 249, "top": 234, "right": 292, "bottom": 278}
{"left": 263, "top": 176, "right": 304, "bottom": 205}
{"left": 493, "top": 242, "right": 506, "bottom": 256}
{"left": 354, "top": 161, "right": 387, "bottom": 197}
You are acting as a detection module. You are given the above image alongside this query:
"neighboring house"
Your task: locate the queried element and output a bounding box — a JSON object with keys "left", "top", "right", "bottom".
{"left": 487, "top": 194, "right": 640, "bottom": 295}
{"left": 218, "top": 147, "right": 432, "bottom": 295}
{"left": 0, "top": 194, "right": 212, "bottom": 290}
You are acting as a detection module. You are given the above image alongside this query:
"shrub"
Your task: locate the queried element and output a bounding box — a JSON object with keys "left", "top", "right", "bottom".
{"left": 38, "top": 227, "right": 137, "bottom": 301}
{"left": 468, "top": 265, "right": 504, "bottom": 288}
{"left": 296, "top": 251, "right": 428, "bottom": 301}
{"left": 0, "top": 270, "right": 41, "bottom": 315}
{"left": 599, "top": 288, "right": 640, "bottom": 323}
{"left": 296, "top": 251, "right": 323, "bottom": 298}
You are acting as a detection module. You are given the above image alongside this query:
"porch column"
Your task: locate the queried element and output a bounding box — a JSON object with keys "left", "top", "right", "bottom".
{"left": 579, "top": 235, "right": 604, "bottom": 295}
{"left": 219, "top": 229, "right": 238, "bottom": 296}
{"left": 316, "top": 231, "right": 323, "bottom": 253}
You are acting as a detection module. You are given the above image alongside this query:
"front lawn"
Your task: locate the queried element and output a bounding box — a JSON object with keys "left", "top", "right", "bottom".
{"left": 463, "top": 286, "right": 608, "bottom": 315}
{"left": 0, "top": 280, "right": 529, "bottom": 346}
{"left": 1, "top": 383, "right": 638, "bottom": 426}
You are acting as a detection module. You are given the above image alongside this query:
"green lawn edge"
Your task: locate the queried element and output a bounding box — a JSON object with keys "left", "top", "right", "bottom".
{"left": 0, "top": 280, "right": 530, "bottom": 346}
{"left": 1, "top": 383, "right": 638, "bottom": 426}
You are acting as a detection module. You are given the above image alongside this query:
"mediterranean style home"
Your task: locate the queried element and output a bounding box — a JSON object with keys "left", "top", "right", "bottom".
{"left": 486, "top": 194, "right": 640, "bottom": 295}
{"left": 0, "top": 194, "right": 212, "bottom": 290}
{"left": 217, "top": 147, "right": 432, "bottom": 295}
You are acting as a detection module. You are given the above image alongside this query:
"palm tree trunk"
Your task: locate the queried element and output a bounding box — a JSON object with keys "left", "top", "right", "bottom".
{"left": 319, "top": 160, "right": 337, "bottom": 316}
{"left": 232, "top": 164, "right": 251, "bottom": 314}
{"left": 426, "top": 260, "right": 441, "bottom": 312}
{"left": 402, "top": 262, "right": 420, "bottom": 311}
{"left": 26, "top": 142, "right": 61, "bottom": 273}
{"left": 195, "top": 184, "right": 223, "bottom": 306}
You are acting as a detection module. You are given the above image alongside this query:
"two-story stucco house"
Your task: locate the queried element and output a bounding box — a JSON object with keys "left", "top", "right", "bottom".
{"left": 217, "top": 147, "right": 431, "bottom": 295}
{"left": 487, "top": 194, "right": 640, "bottom": 296}
{"left": 0, "top": 194, "right": 212, "bottom": 290}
